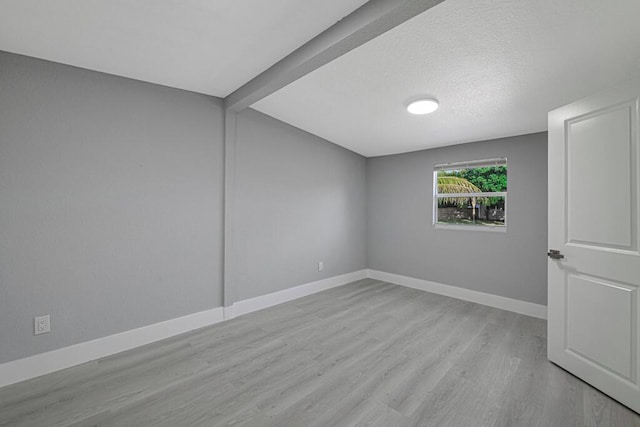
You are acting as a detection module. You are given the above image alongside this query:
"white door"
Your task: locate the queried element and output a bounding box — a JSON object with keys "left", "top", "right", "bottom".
{"left": 548, "top": 78, "right": 640, "bottom": 413}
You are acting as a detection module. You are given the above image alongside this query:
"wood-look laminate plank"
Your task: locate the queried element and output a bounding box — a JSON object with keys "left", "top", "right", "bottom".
{"left": 1, "top": 280, "right": 639, "bottom": 427}
{"left": 582, "top": 386, "right": 640, "bottom": 427}
{"left": 406, "top": 321, "right": 522, "bottom": 427}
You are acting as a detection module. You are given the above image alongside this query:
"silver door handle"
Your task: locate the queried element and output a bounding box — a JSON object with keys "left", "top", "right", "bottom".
{"left": 547, "top": 249, "right": 564, "bottom": 260}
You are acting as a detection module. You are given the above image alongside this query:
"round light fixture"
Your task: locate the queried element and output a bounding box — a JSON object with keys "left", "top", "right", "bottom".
{"left": 406, "top": 98, "right": 439, "bottom": 115}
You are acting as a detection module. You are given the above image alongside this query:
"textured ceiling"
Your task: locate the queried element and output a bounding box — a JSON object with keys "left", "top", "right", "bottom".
{"left": 2, "top": 0, "right": 640, "bottom": 157}
{"left": 0, "top": 0, "right": 368, "bottom": 97}
{"left": 253, "top": 0, "right": 640, "bottom": 157}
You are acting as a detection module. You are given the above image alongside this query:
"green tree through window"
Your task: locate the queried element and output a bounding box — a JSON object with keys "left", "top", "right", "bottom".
{"left": 434, "top": 161, "right": 507, "bottom": 227}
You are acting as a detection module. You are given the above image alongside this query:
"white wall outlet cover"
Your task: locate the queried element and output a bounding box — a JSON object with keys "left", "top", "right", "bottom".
{"left": 318, "top": 261, "right": 324, "bottom": 271}
{"left": 34, "top": 315, "right": 51, "bottom": 335}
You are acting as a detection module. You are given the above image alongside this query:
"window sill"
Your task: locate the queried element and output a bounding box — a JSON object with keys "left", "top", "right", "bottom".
{"left": 434, "top": 223, "right": 507, "bottom": 233}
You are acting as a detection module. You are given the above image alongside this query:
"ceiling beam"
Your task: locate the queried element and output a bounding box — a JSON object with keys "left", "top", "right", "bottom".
{"left": 224, "top": 0, "right": 445, "bottom": 112}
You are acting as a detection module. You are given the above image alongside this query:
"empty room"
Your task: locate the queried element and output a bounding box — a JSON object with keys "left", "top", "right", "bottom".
{"left": 1, "top": 0, "right": 639, "bottom": 426}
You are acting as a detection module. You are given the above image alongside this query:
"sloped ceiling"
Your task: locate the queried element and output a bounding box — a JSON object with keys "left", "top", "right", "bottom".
{"left": 1, "top": 0, "right": 639, "bottom": 156}
{"left": 0, "top": 0, "right": 368, "bottom": 97}
{"left": 253, "top": 0, "right": 640, "bottom": 156}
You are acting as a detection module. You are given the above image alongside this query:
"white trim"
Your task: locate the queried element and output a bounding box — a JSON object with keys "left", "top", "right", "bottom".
{"left": 367, "top": 269, "right": 547, "bottom": 320}
{"left": 0, "top": 269, "right": 367, "bottom": 388}
{"left": 434, "top": 157, "right": 507, "bottom": 171}
{"left": 0, "top": 307, "right": 224, "bottom": 388}
{"left": 435, "top": 191, "right": 507, "bottom": 198}
{"left": 1, "top": 268, "right": 538, "bottom": 388}
{"left": 223, "top": 305, "right": 235, "bottom": 320}
{"left": 231, "top": 269, "right": 368, "bottom": 317}
{"left": 434, "top": 223, "right": 507, "bottom": 233}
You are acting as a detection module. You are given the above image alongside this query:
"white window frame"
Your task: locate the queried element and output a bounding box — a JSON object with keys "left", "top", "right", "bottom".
{"left": 433, "top": 158, "right": 507, "bottom": 232}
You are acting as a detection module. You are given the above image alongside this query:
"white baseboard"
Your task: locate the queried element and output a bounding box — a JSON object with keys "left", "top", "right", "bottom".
{"left": 0, "top": 269, "right": 368, "bottom": 389}
{"left": 223, "top": 305, "right": 235, "bottom": 320}
{"left": 0, "top": 269, "right": 542, "bottom": 389}
{"left": 367, "top": 269, "right": 547, "bottom": 319}
{"left": 0, "top": 307, "right": 224, "bottom": 389}
{"left": 231, "top": 269, "right": 368, "bottom": 317}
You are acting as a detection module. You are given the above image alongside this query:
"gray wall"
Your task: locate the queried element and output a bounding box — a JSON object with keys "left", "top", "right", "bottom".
{"left": 0, "top": 52, "right": 225, "bottom": 363}
{"left": 0, "top": 50, "right": 545, "bottom": 366}
{"left": 233, "top": 109, "right": 367, "bottom": 301}
{"left": 366, "top": 133, "right": 548, "bottom": 305}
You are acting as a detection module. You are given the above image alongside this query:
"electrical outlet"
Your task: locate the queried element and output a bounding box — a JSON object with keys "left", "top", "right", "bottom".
{"left": 34, "top": 315, "right": 51, "bottom": 335}
{"left": 318, "top": 261, "right": 324, "bottom": 271}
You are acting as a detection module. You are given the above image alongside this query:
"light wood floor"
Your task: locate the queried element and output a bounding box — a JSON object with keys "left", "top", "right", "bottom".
{"left": 1, "top": 279, "right": 639, "bottom": 427}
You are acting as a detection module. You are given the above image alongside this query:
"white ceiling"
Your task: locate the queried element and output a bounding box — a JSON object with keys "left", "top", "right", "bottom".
{"left": 2, "top": 1, "right": 640, "bottom": 157}
{"left": 253, "top": 0, "right": 640, "bottom": 157}
{"left": 0, "top": 0, "right": 368, "bottom": 97}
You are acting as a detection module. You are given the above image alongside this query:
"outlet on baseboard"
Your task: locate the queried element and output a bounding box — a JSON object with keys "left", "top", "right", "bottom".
{"left": 34, "top": 315, "right": 51, "bottom": 335}
{"left": 318, "top": 261, "right": 324, "bottom": 271}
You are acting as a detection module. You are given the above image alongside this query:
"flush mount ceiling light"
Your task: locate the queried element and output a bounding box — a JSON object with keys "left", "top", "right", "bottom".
{"left": 406, "top": 97, "right": 439, "bottom": 115}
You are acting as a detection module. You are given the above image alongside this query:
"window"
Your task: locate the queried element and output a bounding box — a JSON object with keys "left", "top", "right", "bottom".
{"left": 433, "top": 158, "right": 507, "bottom": 230}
